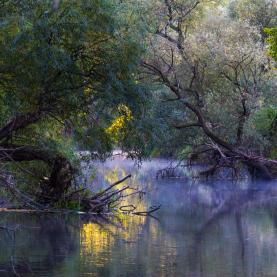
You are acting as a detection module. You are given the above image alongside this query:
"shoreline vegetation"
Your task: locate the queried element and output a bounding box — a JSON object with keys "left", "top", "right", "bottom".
{"left": 0, "top": 0, "right": 277, "bottom": 213}
{"left": 0, "top": 165, "right": 161, "bottom": 215}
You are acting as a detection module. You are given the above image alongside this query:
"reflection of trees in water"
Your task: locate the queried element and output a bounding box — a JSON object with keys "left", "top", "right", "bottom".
{"left": 89, "top": 161, "right": 277, "bottom": 277}
{"left": 1, "top": 159, "right": 277, "bottom": 277}
{"left": 186, "top": 186, "right": 277, "bottom": 277}
{"left": 0, "top": 213, "right": 79, "bottom": 276}
{"left": 198, "top": 186, "right": 277, "bottom": 231}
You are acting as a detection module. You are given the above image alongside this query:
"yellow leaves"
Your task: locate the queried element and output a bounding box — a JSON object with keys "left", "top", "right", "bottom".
{"left": 106, "top": 116, "right": 126, "bottom": 134}
{"left": 105, "top": 104, "right": 133, "bottom": 143}
{"left": 84, "top": 86, "right": 92, "bottom": 96}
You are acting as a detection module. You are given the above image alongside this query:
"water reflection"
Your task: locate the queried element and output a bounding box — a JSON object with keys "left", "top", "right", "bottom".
{"left": 0, "top": 158, "right": 277, "bottom": 276}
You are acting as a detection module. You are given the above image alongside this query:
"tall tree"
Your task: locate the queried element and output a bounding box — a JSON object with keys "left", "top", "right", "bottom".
{"left": 141, "top": 0, "right": 277, "bottom": 178}
{"left": 0, "top": 0, "right": 146, "bottom": 202}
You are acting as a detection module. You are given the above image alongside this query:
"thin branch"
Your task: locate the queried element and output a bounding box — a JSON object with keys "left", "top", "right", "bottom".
{"left": 90, "top": 174, "right": 131, "bottom": 200}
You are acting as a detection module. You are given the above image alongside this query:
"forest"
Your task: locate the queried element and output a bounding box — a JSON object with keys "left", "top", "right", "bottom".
{"left": 0, "top": 0, "right": 276, "bottom": 211}
{"left": 1, "top": 0, "right": 277, "bottom": 276}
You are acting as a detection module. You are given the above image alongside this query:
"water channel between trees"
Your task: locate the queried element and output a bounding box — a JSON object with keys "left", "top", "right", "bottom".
{"left": 0, "top": 157, "right": 277, "bottom": 277}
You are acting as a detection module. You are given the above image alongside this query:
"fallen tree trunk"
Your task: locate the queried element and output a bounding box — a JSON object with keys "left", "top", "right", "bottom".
{"left": 179, "top": 102, "right": 276, "bottom": 180}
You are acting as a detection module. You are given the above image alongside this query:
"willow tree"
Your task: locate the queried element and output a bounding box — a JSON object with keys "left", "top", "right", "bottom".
{"left": 0, "top": 0, "right": 147, "bottom": 203}
{"left": 141, "top": 0, "right": 277, "bottom": 179}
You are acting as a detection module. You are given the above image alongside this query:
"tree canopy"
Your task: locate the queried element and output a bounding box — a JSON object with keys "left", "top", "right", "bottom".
{"left": 0, "top": 0, "right": 277, "bottom": 209}
{"left": 0, "top": 0, "right": 151, "bottom": 205}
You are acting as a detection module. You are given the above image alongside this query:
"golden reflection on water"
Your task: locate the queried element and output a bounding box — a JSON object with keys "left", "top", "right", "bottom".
{"left": 80, "top": 223, "right": 115, "bottom": 262}
{"left": 80, "top": 214, "right": 147, "bottom": 258}
{"left": 80, "top": 165, "right": 188, "bottom": 277}
{"left": 79, "top": 214, "right": 180, "bottom": 276}
{"left": 79, "top": 164, "right": 183, "bottom": 275}
{"left": 80, "top": 166, "right": 149, "bottom": 262}
{"left": 82, "top": 164, "right": 235, "bottom": 277}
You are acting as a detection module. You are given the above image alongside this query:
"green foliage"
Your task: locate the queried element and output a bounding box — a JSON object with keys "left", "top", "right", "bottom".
{"left": 1, "top": 0, "right": 277, "bottom": 192}
{"left": 229, "top": 0, "right": 277, "bottom": 34}
{"left": 252, "top": 106, "right": 277, "bottom": 135}
{"left": 0, "top": 0, "right": 153, "bottom": 199}
{"left": 177, "top": 146, "right": 193, "bottom": 160}
{"left": 265, "top": 27, "right": 277, "bottom": 63}
{"left": 137, "top": 0, "right": 277, "bottom": 161}
{"left": 0, "top": 0, "right": 149, "bottom": 151}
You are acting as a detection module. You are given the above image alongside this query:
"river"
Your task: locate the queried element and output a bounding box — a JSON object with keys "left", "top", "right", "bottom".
{"left": 0, "top": 158, "right": 277, "bottom": 276}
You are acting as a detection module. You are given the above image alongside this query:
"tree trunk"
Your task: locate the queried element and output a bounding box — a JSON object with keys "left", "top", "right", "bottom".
{"left": 0, "top": 144, "right": 74, "bottom": 203}
{"left": 43, "top": 156, "right": 74, "bottom": 203}
{"left": 182, "top": 102, "right": 275, "bottom": 179}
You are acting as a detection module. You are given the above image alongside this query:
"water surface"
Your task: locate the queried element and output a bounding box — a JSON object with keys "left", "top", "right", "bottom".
{"left": 0, "top": 158, "right": 277, "bottom": 276}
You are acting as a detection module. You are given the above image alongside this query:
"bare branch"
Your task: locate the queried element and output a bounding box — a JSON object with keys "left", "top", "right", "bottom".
{"left": 90, "top": 174, "right": 131, "bottom": 200}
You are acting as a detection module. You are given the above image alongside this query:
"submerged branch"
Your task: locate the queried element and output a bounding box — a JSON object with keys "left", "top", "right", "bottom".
{"left": 132, "top": 205, "right": 162, "bottom": 216}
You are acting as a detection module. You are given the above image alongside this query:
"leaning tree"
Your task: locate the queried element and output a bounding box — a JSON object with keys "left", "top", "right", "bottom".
{"left": 0, "top": 0, "right": 146, "bottom": 206}
{"left": 141, "top": 0, "right": 277, "bottom": 179}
